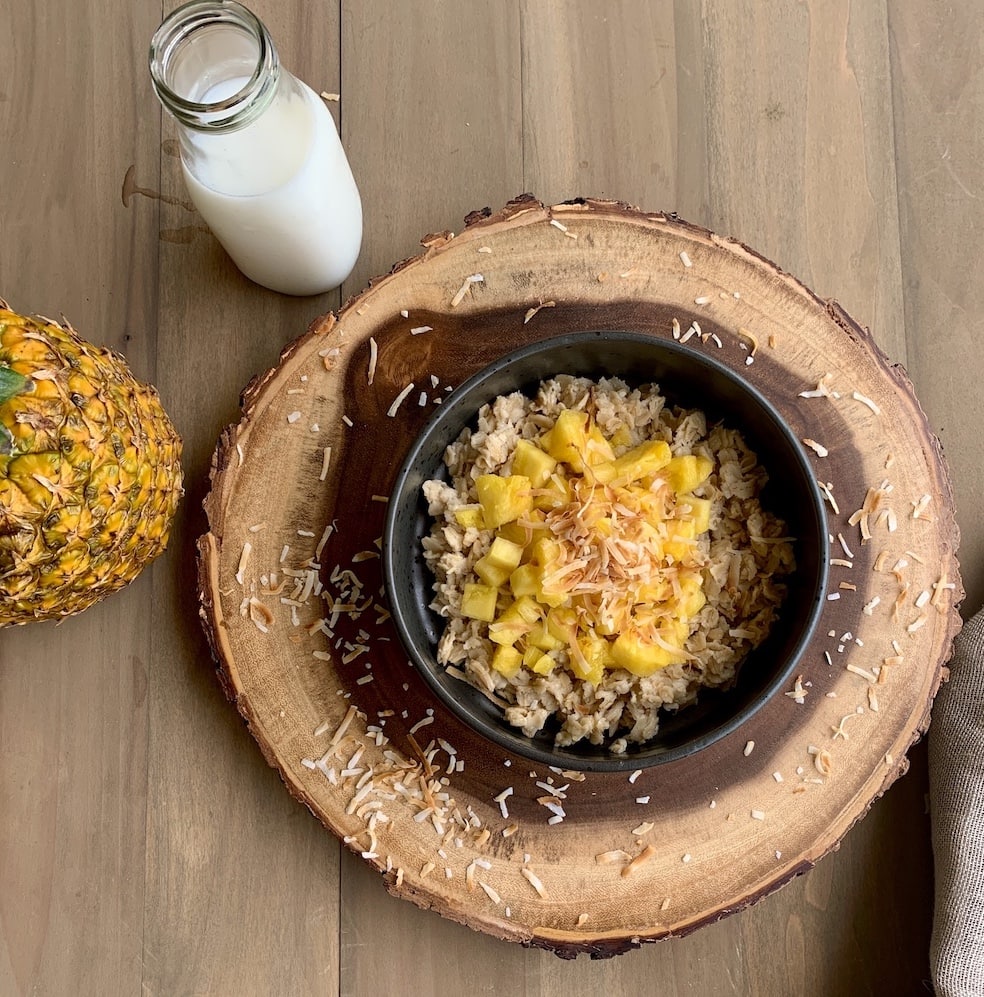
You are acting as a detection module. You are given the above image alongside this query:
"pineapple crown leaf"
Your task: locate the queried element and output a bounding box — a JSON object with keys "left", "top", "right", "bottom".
{"left": 0, "top": 364, "right": 28, "bottom": 405}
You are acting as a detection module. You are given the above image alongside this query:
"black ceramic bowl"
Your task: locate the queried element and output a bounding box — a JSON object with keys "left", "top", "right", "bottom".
{"left": 382, "top": 331, "right": 829, "bottom": 772}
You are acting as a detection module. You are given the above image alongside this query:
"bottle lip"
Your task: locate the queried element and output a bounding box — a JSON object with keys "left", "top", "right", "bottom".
{"left": 149, "top": 0, "right": 280, "bottom": 132}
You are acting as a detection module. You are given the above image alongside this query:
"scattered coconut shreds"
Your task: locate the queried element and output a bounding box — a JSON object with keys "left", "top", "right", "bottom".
{"left": 478, "top": 246, "right": 492, "bottom": 254}
{"left": 450, "top": 273, "right": 484, "bottom": 307}
{"left": 248, "top": 597, "right": 273, "bottom": 632}
{"left": 750, "top": 810, "right": 766, "bottom": 821}
{"left": 235, "top": 542, "right": 252, "bottom": 586}
{"left": 400, "top": 309, "right": 409, "bottom": 318}
{"left": 862, "top": 595, "right": 881, "bottom": 616}
{"left": 694, "top": 295, "right": 711, "bottom": 306}
{"left": 577, "top": 912, "right": 589, "bottom": 928}
{"left": 524, "top": 300, "right": 557, "bottom": 324}
{"left": 387, "top": 382, "right": 416, "bottom": 417}
{"left": 410, "top": 326, "right": 433, "bottom": 335}
{"left": 847, "top": 663, "right": 879, "bottom": 683}
{"left": 320, "top": 91, "right": 340, "bottom": 101}
{"left": 596, "top": 849, "right": 632, "bottom": 865}
{"left": 799, "top": 372, "right": 838, "bottom": 399}
{"left": 479, "top": 881, "right": 502, "bottom": 905}
{"left": 912, "top": 494, "right": 932, "bottom": 520}
{"left": 908, "top": 614, "right": 928, "bottom": 633}
{"left": 868, "top": 687, "right": 880, "bottom": 712}
{"left": 785, "top": 674, "right": 808, "bottom": 704}
{"left": 621, "top": 844, "right": 657, "bottom": 878}
{"left": 521, "top": 866, "right": 548, "bottom": 899}
{"left": 743, "top": 740, "right": 755, "bottom": 757}
{"left": 738, "top": 327, "right": 758, "bottom": 364}
{"left": 367, "top": 337, "right": 378, "bottom": 385}
{"left": 237, "top": 442, "right": 245, "bottom": 466}
{"left": 671, "top": 317, "right": 681, "bottom": 340}
{"left": 773, "top": 771, "right": 784, "bottom": 783}
{"left": 408, "top": 715, "right": 435, "bottom": 736}
{"left": 633, "top": 821, "right": 656, "bottom": 836}
{"left": 342, "top": 415, "right": 354, "bottom": 427}
{"left": 682, "top": 853, "right": 692, "bottom": 864}
{"left": 809, "top": 746, "right": 833, "bottom": 777}
{"left": 830, "top": 558, "right": 853, "bottom": 568}
{"left": 818, "top": 481, "right": 841, "bottom": 515}
{"left": 287, "top": 410, "right": 302, "bottom": 424}
{"left": 680, "top": 250, "right": 693, "bottom": 268}
{"left": 852, "top": 390, "right": 881, "bottom": 415}
{"left": 831, "top": 713, "right": 856, "bottom": 740}
{"left": 802, "top": 438, "right": 829, "bottom": 458}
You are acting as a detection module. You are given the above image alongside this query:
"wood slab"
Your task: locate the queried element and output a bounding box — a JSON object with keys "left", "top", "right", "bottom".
{"left": 198, "top": 195, "right": 961, "bottom": 957}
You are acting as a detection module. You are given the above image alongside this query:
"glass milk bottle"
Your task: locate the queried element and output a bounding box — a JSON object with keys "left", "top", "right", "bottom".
{"left": 149, "top": 0, "right": 362, "bottom": 296}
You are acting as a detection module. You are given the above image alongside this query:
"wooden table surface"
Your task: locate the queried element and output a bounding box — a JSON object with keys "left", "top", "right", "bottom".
{"left": 1, "top": 2, "right": 980, "bottom": 994}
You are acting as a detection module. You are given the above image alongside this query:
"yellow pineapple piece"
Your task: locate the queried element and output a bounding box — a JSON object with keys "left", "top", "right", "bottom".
{"left": 474, "top": 535, "right": 525, "bottom": 587}
{"left": 678, "top": 575, "right": 707, "bottom": 617}
{"left": 532, "top": 471, "right": 573, "bottom": 511}
{"left": 460, "top": 582, "right": 497, "bottom": 622}
{"left": 531, "top": 653, "right": 556, "bottom": 675}
{"left": 528, "top": 620, "right": 564, "bottom": 651}
{"left": 664, "top": 454, "right": 713, "bottom": 494}
{"left": 609, "top": 424, "right": 633, "bottom": 450}
{"left": 611, "top": 629, "right": 684, "bottom": 676}
{"left": 453, "top": 505, "right": 485, "bottom": 529}
{"left": 491, "top": 644, "right": 523, "bottom": 678}
{"left": 542, "top": 409, "right": 590, "bottom": 471}
{"left": 475, "top": 474, "right": 532, "bottom": 528}
{"left": 568, "top": 630, "right": 609, "bottom": 685}
{"left": 593, "top": 439, "right": 672, "bottom": 484}
{"left": 488, "top": 596, "right": 541, "bottom": 645}
{"left": 508, "top": 562, "right": 540, "bottom": 598}
{"left": 512, "top": 438, "right": 557, "bottom": 487}
{"left": 680, "top": 495, "right": 712, "bottom": 533}
{"left": 584, "top": 424, "right": 616, "bottom": 466}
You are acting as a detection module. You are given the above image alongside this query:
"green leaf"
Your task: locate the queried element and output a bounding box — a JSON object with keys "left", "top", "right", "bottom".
{"left": 0, "top": 365, "right": 29, "bottom": 405}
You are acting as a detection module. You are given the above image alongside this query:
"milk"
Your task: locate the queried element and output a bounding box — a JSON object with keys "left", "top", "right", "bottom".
{"left": 180, "top": 76, "right": 362, "bottom": 296}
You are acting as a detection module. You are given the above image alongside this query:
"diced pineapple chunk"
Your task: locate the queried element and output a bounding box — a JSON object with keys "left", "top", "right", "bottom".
{"left": 568, "top": 631, "right": 609, "bottom": 685}
{"left": 461, "top": 582, "right": 497, "bottom": 622}
{"left": 528, "top": 620, "right": 564, "bottom": 651}
{"left": 584, "top": 424, "right": 616, "bottom": 466}
{"left": 678, "top": 575, "right": 707, "bottom": 617}
{"left": 474, "top": 536, "right": 525, "bottom": 587}
{"left": 488, "top": 596, "right": 541, "bottom": 645}
{"left": 664, "top": 454, "right": 713, "bottom": 494}
{"left": 512, "top": 438, "right": 557, "bottom": 487}
{"left": 533, "top": 472, "right": 572, "bottom": 511}
{"left": 593, "top": 439, "right": 672, "bottom": 484}
{"left": 491, "top": 645, "right": 523, "bottom": 677}
{"left": 611, "top": 629, "right": 684, "bottom": 676}
{"left": 475, "top": 474, "right": 533, "bottom": 528}
{"left": 453, "top": 505, "right": 485, "bottom": 529}
{"left": 508, "top": 562, "right": 538, "bottom": 598}
{"left": 543, "top": 409, "right": 590, "bottom": 471}
{"left": 531, "top": 654, "right": 556, "bottom": 675}
{"left": 680, "top": 495, "right": 712, "bottom": 534}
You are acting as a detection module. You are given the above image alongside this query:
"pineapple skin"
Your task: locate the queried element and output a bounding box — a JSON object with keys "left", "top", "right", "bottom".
{"left": 0, "top": 304, "right": 183, "bottom": 625}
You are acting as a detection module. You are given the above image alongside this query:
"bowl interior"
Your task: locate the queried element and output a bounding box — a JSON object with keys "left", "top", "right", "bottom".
{"left": 383, "top": 330, "right": 829, "bottom": 772}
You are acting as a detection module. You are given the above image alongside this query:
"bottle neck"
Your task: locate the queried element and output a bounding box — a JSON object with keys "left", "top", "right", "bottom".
{"left": 149, "top": 0, "right": 280, "bottom": 133}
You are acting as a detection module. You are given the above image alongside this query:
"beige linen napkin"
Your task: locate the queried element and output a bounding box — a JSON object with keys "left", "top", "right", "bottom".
{"left": 930, "top": 606, "right": 984, "bottom": 995}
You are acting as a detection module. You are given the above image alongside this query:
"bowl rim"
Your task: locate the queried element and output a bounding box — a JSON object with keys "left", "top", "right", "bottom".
{"left": 382, "top": 328, "right": 830, "bottom": 772}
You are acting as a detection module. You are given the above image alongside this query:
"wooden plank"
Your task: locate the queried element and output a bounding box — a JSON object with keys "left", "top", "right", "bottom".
{"left": 0, "top": 0, "right": 161, "bottom": 993}
{"left": 336, "top": 2, "right": 526, "bottom": 993}
{"left": 141, "top": 2, "right": 346, "bottom": 993}
{"left": 888, "top": 1, "right": 984, "bottom": 612}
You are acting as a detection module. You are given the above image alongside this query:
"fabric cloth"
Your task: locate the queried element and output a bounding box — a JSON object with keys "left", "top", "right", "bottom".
{"left": 930, "top": 605, "right": 984, "bottom": 996}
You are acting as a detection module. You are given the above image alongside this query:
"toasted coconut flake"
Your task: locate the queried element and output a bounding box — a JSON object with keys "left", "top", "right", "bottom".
{"left": 671, "top": 317, "right": 681, "bottom": 340}
{"left": 862, "top": 595, "right": 880, "bottom": 616}
{"left": 367, "top": 337, "right": 378, "bottom": 385}
{"left": 621, "top": 844, "right": 657, "bottom": 877}
{"left": 479, "top": 880, "right": 502, "bottom": 905}
{"left": 852, "top": 391, "right": 881, "bottom": 415}
{"left": 521, "top": 866, "right": 548, "bottom": 899}
{"left": 235, "top": 542, "right": 252, "bottom": 586}
{"left": 287, "top": 410, "right": 302, "bottom": 424}
{"left": 410, "top": 326, "right": 433, "bottom": 335}
{"left": 450, "top": 274, "right": 484, "bottom": 307}
{"left": 633, "top": 821, "right": 656, "bottom": 836}
{"left": 596, "top": 849, "right": 632, "bottom": 865}
{"left": 743, "top": 740, "right": 755, "bottom": 757}
{"left": 750, "top": 809, "right": 766, "bottom": 821}
{"left": 802, "top": 438, "right": 829, "bottom": 458}
{"left": 818, "top": 481, "right": 840, "bottom": 515}
{"left": 785, "top": 674, "right": 808, "bottom": 704}
{"left": 738, "top": 327, "right": 759, "bottom": 358}
{"left": 660, "top": 897, "right": 671, "bottom": 911}
{"left": 907, "top": 614, "right": 928, "bottom": 633}
{"left": 694, "top": 295, "right": 711, "bottom": 306}
{"left": 679, "top": 251, "right": 693, "bottom": 267}
{"left": 524, "top": 300, "right": 556, "bottom": 324}
{"left": 387, "top": 382, "right": 416, "bottom": 417}
{"left": 846, "top": 663, "right": 878, "bottom": 683}
{"left": 320, "top": 91, "right": 340, "bottom": 101}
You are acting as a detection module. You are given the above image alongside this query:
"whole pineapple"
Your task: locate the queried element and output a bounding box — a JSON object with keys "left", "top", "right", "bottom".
{"left": 0, "top": 300, "right": 183, "bottom": 625}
